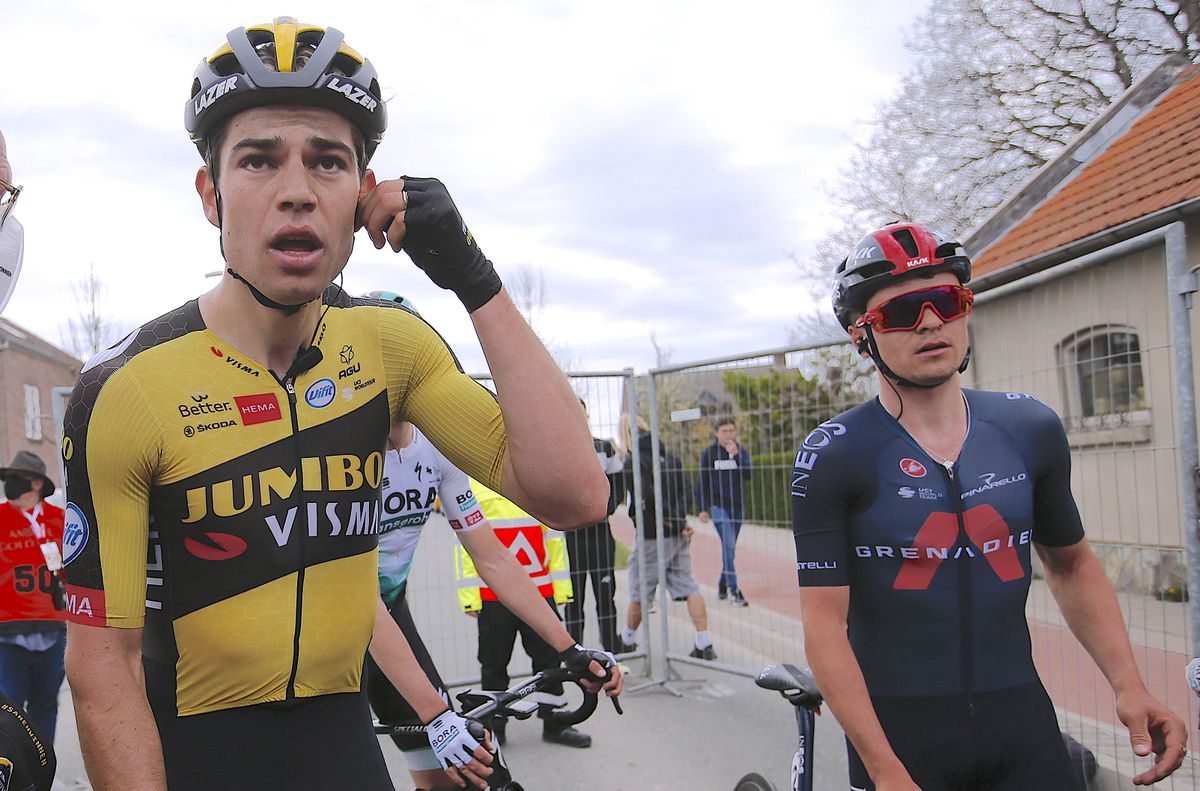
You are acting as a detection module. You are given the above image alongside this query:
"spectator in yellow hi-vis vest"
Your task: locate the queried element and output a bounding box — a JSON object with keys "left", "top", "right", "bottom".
{"left": 455, "top": 480, "right": 594, "bottom": 748}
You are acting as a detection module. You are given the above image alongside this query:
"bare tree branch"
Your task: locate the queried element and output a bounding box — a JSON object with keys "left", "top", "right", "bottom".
{"left": 796, "top": 0, "right": 1200, "bottom": 340}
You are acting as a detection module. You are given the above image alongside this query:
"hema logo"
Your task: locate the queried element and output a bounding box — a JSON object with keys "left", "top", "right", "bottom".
{"left": 305, "top": 378, "right": 336, "bottom": 408}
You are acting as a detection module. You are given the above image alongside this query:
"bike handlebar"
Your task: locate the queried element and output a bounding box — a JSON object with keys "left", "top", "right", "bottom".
{"left": 373, "top": 651, "right": 621, "bottom": 736}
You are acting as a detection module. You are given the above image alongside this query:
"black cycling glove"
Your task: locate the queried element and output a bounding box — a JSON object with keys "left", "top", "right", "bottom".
{"left": 558, "top": 643, "right": 614, "bottom": 682}
{"left": 400, "top": 177, "right": 502, "bottom": 313}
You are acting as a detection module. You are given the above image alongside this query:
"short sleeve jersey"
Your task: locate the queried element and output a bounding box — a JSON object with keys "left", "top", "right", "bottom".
{"left": 791, "top": 390, "right": 1084, "bottom": 697}
{"left": 377, "top": 426, "right": 485, "bottom": 606}
{"left": 60, "top": 292, "right": 507, "bottom": 717}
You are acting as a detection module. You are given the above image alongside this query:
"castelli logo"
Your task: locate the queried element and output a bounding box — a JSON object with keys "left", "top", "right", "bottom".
{"left": 211, "top": 346, "right": 223, "bottom": 357}
{"left": 900, "top": 458, "right": 927, "bottom": 478}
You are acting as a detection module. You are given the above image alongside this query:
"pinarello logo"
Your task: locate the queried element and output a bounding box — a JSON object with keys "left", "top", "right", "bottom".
{"left": 211, "top": 346, "right": 223, "bottom": 357}
{"left": 184, "top": 532, "right": 248, "bottom": 561}
{"left": 235, "top": 393, "right": 282, "bottom": 425}
{"left": 900, "top": 458, "right": 927, "bottom": 478}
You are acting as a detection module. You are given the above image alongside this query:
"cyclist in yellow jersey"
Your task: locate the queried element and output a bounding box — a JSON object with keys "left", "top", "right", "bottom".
{"left": 55, "top": 17, "right": 607, "bottom": 791}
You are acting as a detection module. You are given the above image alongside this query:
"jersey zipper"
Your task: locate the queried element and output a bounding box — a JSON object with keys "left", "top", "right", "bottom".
{"left": 282, "top": 377, "right": 306, "bottom": 701}
{"left": 941, "top": 459, "right": 976, "bottom": 719}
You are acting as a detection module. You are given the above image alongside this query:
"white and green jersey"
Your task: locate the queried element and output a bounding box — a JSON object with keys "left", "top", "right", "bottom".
{"left": 378, "top": 426, "right": 484, "bottom": 606}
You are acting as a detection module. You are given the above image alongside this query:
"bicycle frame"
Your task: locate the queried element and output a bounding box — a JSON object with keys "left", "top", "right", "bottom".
{"left": 789, "top": 703, "right": 816, "bottom": 791}
{"left": 735, "top": 663, "right": 822, "bottom": 791}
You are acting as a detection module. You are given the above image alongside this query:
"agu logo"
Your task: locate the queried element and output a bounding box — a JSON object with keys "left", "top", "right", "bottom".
{"left": 900, "top": 458, "right": 927, "bottom": 478}
{"left": 63, "top": 503, "right": 90, "bottom": 565}
{"left": 305, "top": 378, "right": 336, "bottom": 408}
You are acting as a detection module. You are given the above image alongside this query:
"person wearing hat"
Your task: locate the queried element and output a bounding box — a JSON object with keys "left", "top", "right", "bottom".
{"left": 0, "top": 451, "right": 66, "bottom": 744}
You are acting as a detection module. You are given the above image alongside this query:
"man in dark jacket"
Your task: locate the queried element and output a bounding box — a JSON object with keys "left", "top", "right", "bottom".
{"left": 696, "top": 417, "right": 752, "bottom": 606}
{"left": 618, "top": 421, "right": 715, "bottom": 660}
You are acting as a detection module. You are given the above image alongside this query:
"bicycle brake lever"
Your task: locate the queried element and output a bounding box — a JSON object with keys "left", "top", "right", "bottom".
{"left": 610, "top": 695, "right": 623, "bottom": 715}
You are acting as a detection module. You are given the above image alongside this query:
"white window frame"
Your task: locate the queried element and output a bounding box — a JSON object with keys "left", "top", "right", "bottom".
{"left": 24, "top": 383, "right": 43, "bottom": 441}
{"left": 1058, "top": 325, "right": 1150, "bottom": 441}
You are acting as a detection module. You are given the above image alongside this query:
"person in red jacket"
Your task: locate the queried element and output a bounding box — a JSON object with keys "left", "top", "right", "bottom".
{"left": 0, "top": 452, "right": 66, "bottom": 742}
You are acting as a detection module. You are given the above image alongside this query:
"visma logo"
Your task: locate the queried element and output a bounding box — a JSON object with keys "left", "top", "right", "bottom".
{"left": 305, "top": 378, "right": 336, "bottom": 408}
{"left": 63, "top": 503, "right": 90, "bottom": 565}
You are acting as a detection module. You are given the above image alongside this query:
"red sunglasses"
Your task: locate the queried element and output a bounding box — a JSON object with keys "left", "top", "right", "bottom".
{"left": 855, "top": 284, "right": 974, "bottom": 333}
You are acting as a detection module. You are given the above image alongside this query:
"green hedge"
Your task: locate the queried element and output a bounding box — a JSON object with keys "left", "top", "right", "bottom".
{"left": 742, "top": 451, "right": 796, "bottom": 527}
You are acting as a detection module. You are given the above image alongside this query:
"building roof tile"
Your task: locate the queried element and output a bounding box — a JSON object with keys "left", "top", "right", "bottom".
{"left": 974, "top": 65, "right": 1200, "bottom": 277}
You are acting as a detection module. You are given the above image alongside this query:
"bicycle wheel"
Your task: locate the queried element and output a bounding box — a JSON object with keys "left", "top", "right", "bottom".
{"left": 733, "top": 772, "right": 777, "bottom": 791}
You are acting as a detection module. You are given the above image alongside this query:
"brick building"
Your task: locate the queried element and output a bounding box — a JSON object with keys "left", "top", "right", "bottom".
{"left": 0, "top": 316, "right": 82, "bottom": 501}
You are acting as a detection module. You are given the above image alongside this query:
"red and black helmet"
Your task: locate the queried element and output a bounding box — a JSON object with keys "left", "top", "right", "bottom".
{"left": 831, "top": 222, "right": 972, "bottom": 330}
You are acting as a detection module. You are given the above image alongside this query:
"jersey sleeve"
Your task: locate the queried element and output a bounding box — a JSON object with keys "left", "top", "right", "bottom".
{"left": 431, "top": 443, "right": 488, "bottom": 533}
{"left": 61, "top": 366, "right": 161, "bottom": 628}
{"left": 376, "top": 309, "right": 507, "bottom": 493}
{"left": 1027, "top": 404, "right": 1085, "bottom": 547}
{"left": 791, "top": 426, "right": 854, "bottom": 587}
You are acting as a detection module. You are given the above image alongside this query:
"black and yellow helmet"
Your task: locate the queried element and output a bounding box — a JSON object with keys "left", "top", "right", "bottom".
{"left": 185, "top": 17, "right": 386, "bottom": 162}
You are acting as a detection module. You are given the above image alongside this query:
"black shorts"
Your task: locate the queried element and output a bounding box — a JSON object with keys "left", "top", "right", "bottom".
{"left": 847, "top": 682, "right": 1077, "bottom": 791}
{"left": 153, "top": 689, "right": 393, "bottom": 791}
{"left": 365, "top": 592, "right": 449, "bottom": 757}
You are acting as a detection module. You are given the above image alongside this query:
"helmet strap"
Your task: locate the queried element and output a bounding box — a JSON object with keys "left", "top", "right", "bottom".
{"left": 226, "top": 268, "right": 313, "bottom": 316}
{"left": 864, "top": 325, "right": 969, "bottom": 390}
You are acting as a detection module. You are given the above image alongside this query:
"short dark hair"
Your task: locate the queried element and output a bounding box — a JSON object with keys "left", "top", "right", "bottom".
{"left": 715, "top": 417, "right": 736, "bottom": 430}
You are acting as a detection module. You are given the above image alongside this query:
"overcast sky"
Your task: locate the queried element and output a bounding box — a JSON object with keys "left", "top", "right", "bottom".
{"left": 3, "top": 0, "right": 928, "bottom": 373}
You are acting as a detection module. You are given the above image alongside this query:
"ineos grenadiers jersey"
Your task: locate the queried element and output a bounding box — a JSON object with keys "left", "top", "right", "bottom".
{"left": 60, "top": 291, "right": 507, "bottom": 718}
{"left": 791, "top": 390, "right": 1084, "bottom": 698}
{"left": 378, "top": 426, "right": 485, "bottom": 606}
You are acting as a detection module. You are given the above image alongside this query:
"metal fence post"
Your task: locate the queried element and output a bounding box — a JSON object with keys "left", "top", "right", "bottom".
{"left": 647, "top": 371, "right": 673, "bottom": 679}
{"left": 1166, "top": 221, "right": 1200, "bottom": 657}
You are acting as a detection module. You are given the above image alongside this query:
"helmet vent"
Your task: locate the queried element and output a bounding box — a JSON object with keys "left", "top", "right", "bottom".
{"left": 935, "top": 242, "right": 960, "bottom": 259}
{"left": 330, "top": 52, "right": 360, "bottom": 79}
{"left": 856, "top": 261, "right": 894, "bottom": 280}
{"left": 891, "top": 228, "right": 919, "bottom": 258}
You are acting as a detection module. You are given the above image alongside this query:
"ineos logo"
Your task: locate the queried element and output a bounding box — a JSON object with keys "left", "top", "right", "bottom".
{"left": 802, "top": 421, "right": 847, "bottom": 451}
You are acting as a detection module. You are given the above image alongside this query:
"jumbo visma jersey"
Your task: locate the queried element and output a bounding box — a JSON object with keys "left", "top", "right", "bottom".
{"left": 60, "top": 291, "right": 507, "bottom": 718}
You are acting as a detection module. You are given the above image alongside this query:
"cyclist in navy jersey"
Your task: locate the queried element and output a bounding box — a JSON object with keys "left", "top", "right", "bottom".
{"left": 362, "top": 293, "right": 621, "bottom": 791}
{"left": 792, "top": 223, "right": 1186, "bottom": 790}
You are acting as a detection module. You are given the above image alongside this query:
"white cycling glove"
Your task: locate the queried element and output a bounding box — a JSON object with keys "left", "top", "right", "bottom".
{"left": 424, "top": 708, "right": 480, "bottom": 769}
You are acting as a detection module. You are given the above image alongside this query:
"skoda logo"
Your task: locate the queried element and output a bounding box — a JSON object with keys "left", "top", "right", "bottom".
{"left": 305, "top": 378, "right": 336, "bottom": 409}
